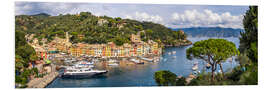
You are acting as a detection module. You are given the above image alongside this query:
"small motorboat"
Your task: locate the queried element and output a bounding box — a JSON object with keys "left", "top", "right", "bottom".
{"left": 74, "top": 61, "right": 95, "bottom": 68}
{"left": 130, "top": 58, "right": 144, "bottom": 64}
{"left": 108, "top": 59, "right": 119, "bottom": 66}
{"left": 108, "top": 63, "right": 119, "bottom": 66}
{"left": 163, "top": 58, "right": 167, "bottom": 62}
{"left": 192, "top": 65, "right": 198, "bottom": 71}
{"left": 172, "top": 51, "right": 176, "bottom": 54}
{"left": 206, "top": 63, "right": 211, "bottom": 69}
{"left": 137, "top": 62, "right": 144, "bottom": 64}
{"left": 228, "top": 57, "right": 233, "bottom": 63}
{"left": 172, "top": 56, "right": 177, "bottom": 59}
{"left": 192, "top": 62, "right": 199, "bottom": 71}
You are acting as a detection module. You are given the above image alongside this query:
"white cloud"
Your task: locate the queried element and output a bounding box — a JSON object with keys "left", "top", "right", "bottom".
{"left": 124, "top": 15, "right": 133, "bottom": 19}
{"left": 124, "top": 12, "right": 164, "bottom": 24}
{"left": 15, "top": 3, "right": 34, "bottom": 15}
{"left": 171, "top": 9, "right": 243, "bottom": 29}
{"left": 172, "top": 13, "right": 180, "bottom": 20}
{"left": 15, "top": 2, "right": 97, "bottom": 16}
{"left": 15, "top": 2, "right": 246, "bottom": 29}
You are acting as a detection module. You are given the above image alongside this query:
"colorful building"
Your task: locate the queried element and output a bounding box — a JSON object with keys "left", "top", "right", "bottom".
{"left": 41, "top": 32, "right": 163, "bottom": 58}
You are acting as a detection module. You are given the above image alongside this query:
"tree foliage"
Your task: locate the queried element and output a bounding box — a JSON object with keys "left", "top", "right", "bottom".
{"left": 239, "top": 6, "right": 258, "bottom": 63}
{"left": 154, "top": 70, "right": 177, "bottom": 86}
{"left": 15, "top": 30, "right": 38, "bottom": 86}
{"left": 176, "top": 77, "right": 186, "bottom": 86}
{"left": 236, "top": 6, "right": 258, "bottom": 85}
{"left": 186, "top": 39, "right": 239, "bottom": 81}
{"left": 15, "top": 30, "right": 37, "bottom": 68}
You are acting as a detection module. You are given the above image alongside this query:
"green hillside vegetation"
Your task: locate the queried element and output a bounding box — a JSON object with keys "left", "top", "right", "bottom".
{"left": 15, "top": 30, "right": 39, "bottom": 87}
{"left": 15, "top": 12, "right": 190, "bottom": 46}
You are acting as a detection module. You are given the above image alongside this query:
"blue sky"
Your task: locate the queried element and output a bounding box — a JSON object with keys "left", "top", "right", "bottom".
{"left": 15, "top": 2, "right": 249, "bottom": 29}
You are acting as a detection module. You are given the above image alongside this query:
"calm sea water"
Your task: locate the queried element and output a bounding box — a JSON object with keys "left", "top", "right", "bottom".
{"left": 46, "top": 37, "right": 240, "bottom": 87}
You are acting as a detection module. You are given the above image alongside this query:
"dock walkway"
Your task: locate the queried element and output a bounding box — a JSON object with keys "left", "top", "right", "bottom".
{"left": 27, "top": 72, "right": 59, "bottom": 88}
{"left": 27, "top": 64, "right": 59, "bottom": 88}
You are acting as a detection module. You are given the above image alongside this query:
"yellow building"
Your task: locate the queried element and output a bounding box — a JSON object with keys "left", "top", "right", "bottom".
{"left": 85, "top": 47, "right": 90, "bottom": 55}
{"left": 148, "top": 40, "right": 159, "bottom": 55}
{"left": 65, "top": 32, "right": 162, "bottom": 58}
{"left": 70, "top": 45, "right": 79, "bottom": 57}
{"left": 136, "top": 44, "right": 143, "bottom": 56}
{"left": 90, "top": 47, "right": 95, "bottom": 56}
{"left": 106, "top": 45, "right": 111, "bottom": 57}
{"left": 131, "top": 34, "right": 141, "bottom": 43}
{"left": 119, "top": 46, "right": 124, "bottom": 57}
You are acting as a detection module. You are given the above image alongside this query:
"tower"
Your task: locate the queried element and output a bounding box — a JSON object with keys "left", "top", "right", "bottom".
{"left": 66, "top": 32, "right": 69, "bottom": 42}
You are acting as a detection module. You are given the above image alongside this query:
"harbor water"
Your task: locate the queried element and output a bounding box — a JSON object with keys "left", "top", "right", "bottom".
{"left": 46, "top": 37, "right": 240, "bottom": 87}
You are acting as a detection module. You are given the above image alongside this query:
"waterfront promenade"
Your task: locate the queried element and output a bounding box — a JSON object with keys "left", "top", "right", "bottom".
{"left": 27, "top": 64, "right": 59, "bottom": 88}
{"left": 27, "top": 72, "right": 59, "bottom": 88}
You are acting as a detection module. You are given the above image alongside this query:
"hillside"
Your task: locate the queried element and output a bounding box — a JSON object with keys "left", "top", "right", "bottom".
{"left": 15, "top": 12, "right": 191, "bottom": 46}
{"left": 171, "top": 27, "right": 243, "bottom": 37}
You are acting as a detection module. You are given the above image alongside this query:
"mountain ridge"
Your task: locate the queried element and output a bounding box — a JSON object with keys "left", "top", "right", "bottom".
{"left": 170, "top": 27, "right": 243, "bottom": 37}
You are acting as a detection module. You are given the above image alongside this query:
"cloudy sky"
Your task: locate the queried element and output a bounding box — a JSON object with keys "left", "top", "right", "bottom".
{"left": 15, "top": 2, "right": 249, "bottom": 29}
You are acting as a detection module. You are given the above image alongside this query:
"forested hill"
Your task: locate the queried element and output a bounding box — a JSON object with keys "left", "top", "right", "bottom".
{"left": 171, "top": 27, "right": 243, "bottom": 37}
{"left": 15, "top": 12, "right": 190, "bottom": 46}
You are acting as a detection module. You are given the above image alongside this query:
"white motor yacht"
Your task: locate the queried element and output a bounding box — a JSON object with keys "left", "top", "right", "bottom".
{"left": 172, "top": 51, "right": 176, "bottom": 54}
{"left": 192, "top": 62, "right": 199, "bottom": 71}
{"left": 62, "top": 66, "right": 107, "bottom": 78}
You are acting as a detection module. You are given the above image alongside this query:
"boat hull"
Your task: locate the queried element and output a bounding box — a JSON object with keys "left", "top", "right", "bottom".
{"left": 61, "top": 71, "right": 108, "bottom": 78}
